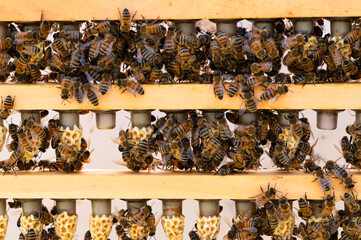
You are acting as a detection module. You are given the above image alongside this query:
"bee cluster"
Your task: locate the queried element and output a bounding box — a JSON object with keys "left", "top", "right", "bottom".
{"left": 0, "top": 97, "right": 91, "bottom": 173}
{"left": 0, "top": 14, "right": 360, "bottom": 108}
{"left": 339, "top": 122, "right": 361, "bottom": 169}
{"left": 4, "top": 115, "right": 91, "bottom": 173}
{"left": 116, "top": 124, "right": 156, "bottom": 172}
{"left": 8, "top": 199, "right": 60, "bottom": 240}
{"left": 295, "top": 193, "right": 361, "bottom": 240}
{"left": 114, "top": 110, "right": 320, "bottom": 173}
{"left": 266, "top": 112, "right": 314, "bottom": 170}
{"left": 114, "top": 205, "right": 156, "bottom": 240}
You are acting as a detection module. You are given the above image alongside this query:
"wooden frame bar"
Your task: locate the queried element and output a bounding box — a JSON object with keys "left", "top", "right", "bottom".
{"left": 1, "top": 0, "right": 360, "bottom": 22}
{"left": 0, "top": 170, "right": 352, "bottom": 199}
{"left": 2, "top": 83, "right": 361, "bottom": 110}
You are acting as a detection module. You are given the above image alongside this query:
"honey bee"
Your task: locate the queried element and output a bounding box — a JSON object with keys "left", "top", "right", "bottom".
{"left": 57, "top": 144, "right": 77, "bottom": 160}
{"left": 29, "top": 64, "right": 42, "bottom": 82}
{"left": 260, "top": 85, "right": 289, "bottom": 104}
{"left": 209, "top": 39, "right": 222, "bottom": 67}
{"left": 342, "top": 192, "right": 360, "bottom": 214}
{"left": 313, "top": 166, "right": 333, "bottom": 193}
{"left": 158, "top": 141, "right": 181, "bottom": 155}
{"left": 84, "top": 230, "right": 92, "bottom": 240}
{"left": 0, "top": 95, "right": 14, "bottom": 119}
{"left": 26, "top": 118, "right": 46, "bottom": 139}
{"left": 250, "top": 61, "right": 272, "bottom": 74}
{"left": 89, "top": 21, "right": 111, "bottom": 34}
{"left": 81, "top": 77, "right": 99, "bottom": 106}
{"left": 8, "top": 199, "right": 21, "bottom": 209}
{"left": 117, "top": 8, "right": 132, "bottom": 34}
{"left": 149, "top": 65, "right": 162, "bottom": 82}
{"left": 27, "top": 229, "right": 37, "bottom": 240}
{"left": 118, "top": 78, "right": 144, "bottom": 96}
{"left": 70, "top": 41, "right": 87, "bottom": 71}
{"left": 245, "top": 75, "right": 270, "bottom": 88}
{"left": 163, "top": 26, "right": 176, "bottom": 55}
{"left": 18, "top": 128, "right": 33, "bottom": 152}
{"left": 59, "top": 76, "right": 72, "bottom": 102}
{"left": 17, "top": 45, "right": 40, "bottom": 56}
{"left": 322, "top": 51, "right": 337, "bottom": 71}
{"left": 51, "top": 52, "right": 66, "bottom": 73}
{"left": 341, "top": 231, "right": 352, "bottom": 240}
{"left": 216, "top": 113, "right": 231, "bottom": 141}
{"left": 0, "top": 53, "right": 10, "bottom": 67}
{"left": 252, "top": 184, "right": 276, "bottom": 209}
{"left": 249, "top": 36, "right": 266, "bottom": 59}
{"left": 202, "top": 137, "right": 221, "bottom": 159}
{"left": 300, "top": 57, "right": 314, "bottom": 72}
{"left": 261, "top": 30, "right": 279, "bottom": 58}
{"left": 297, "top": 197, "right": 312, "bottom": 218}
{"left": 37, "top": 160, "right": 60, "bottom": 172}
{"left": 0, "top": 38, "right": 12, "bottom": 52}
{"left": 272, "top": 141, "right": 290, "bottom": 167}
{"left": 242, "top": 87, "right": 258, "bottom": 112}
{"left": 179, "top": 137, "right": 195, "bottom": 170}
{"left": 342, "top": 60, "right": 358, "bottom": 75}
{"left": 56, "top": 30, "right": 82, "bottom": 42}
{"left": 265, "top": 201, "right": 279, "bottom": 230}
{"left": 309, "top": 222, "right": 330, "bottom": 239}
{"left": 321, "top": 194, "right": 335, "bottom": 217}
{"left": 33, "top": 211, "right": 53, "bottom": 225}
{"left": 13, "top": 31, "right": 36, "bottom": 45}
{"left": 281, "top": 34, "right": 304, "bottom": 50}
{"left": 135, "top": 38, "right": 156, "bottom": 64}
{"left": 328, "top": 43, "right": 343, "bottom": 67}
{"left": 189, "top": 229, "right": 200, "bottom": 240}
{"left": 343, "top": 27, "right": 361, "bottom": 45}
{"left": 213, "top": 72, "right": 224, "bottom": 100}
{"left": 15, "top": 54, "right": 29, "bottom": 74}
{"left": 285, "top": 114, "right": 303, "bottom": 138}
{"left": 172, "top": 119, "right": 194, "bottom": 139}
{"left": 279, "top": 197, "right": 292, "bottom": 220}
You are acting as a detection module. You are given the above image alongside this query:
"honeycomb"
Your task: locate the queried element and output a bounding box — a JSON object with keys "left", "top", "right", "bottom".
{"left": 23, "top": 135, "right": 42, "bottom": 163}
{"left": 278, "top": 127, "right": 301, "bottom": 158}
{"left": 197, "top": 215, "right": 221, "bottom": 240}
{"left": 128, "top": 126, "right": 153, "bottom": 145}
{"left": 161, "top": 215, "right": 184, "bottom": 240}
{"left": 0, "top": 215, "right": 8, "bottom": 240}
{"left": 127, "top": 223, "right": 149, "bottom": 240}
{"left": 89, "top": 214, "right": 113, "bottom": 240}
{"left": 60, "top": 125, "right": 83, "bottom": 151}
{"left": 20, "top": 214, "right": 43, "bottom": 237}
{"left": 54, "top": 211, "right": 78, "bottom": 240}
{"left": 273, "top": 215, "right": 295, "bottom": 240}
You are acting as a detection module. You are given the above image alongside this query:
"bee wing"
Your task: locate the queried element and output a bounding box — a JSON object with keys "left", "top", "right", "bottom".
{"left": 106, "top": 41, "right": 115, "bottom": 56}
{"left": 289, "top": 125, "right": 294, "bottom": 138}
{"left": 145, "top": 44, "right": 156, "bottom": 54}
{"left": 136, "top": 49, "right": 143, "bottom": 63}
{"left": 80, "top": 52, "right": 86, "bottom": 66}
{"left": 125, "top": 86, "right": 139, "bottom": 97}
{"left": 268, "top": 94, "right": 280, "bottom": 105}
{"left": 192, "top": 127, "right": 200, "bottom": 140}
{"left": 112, "top": 137, "right": 121, "bottom": 145}
{"left": 112, "top": 158, "right": 127, "bottom": 166}
{"left": 334, "top": 144, "right": 343, "bottom": 155}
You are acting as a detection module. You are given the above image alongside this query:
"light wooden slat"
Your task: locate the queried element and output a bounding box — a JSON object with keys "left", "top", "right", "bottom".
{"left": 0, "top": 170, "right": 352, "bottom": 199}
{"left": 0, "top": 0, "right": 359, "bottom": 22}
{"left": 1, "top": 83, "right": 360, "bottom": 110}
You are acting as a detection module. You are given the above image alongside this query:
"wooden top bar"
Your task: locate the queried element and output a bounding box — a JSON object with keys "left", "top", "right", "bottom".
{"left": 0, "top": 0, "right": 359, "bottom": 22}
{"left": 0, "top": 169, "right": 352, "bottom": 199}
{"left": 1, "top": 83, "right": 360, "bottom": 110}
